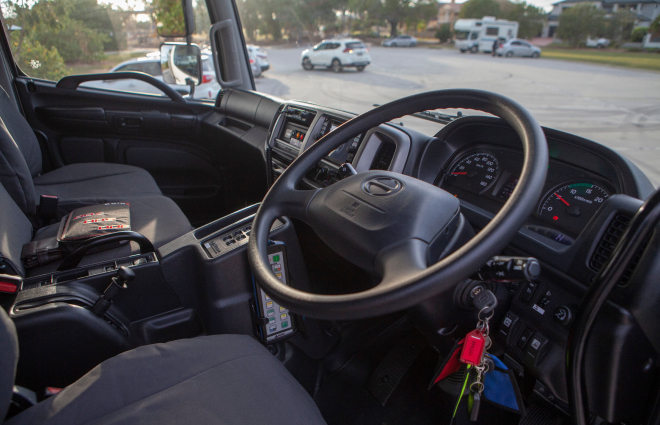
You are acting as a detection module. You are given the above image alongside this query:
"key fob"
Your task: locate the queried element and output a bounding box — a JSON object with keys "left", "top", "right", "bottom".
{"left": 460, "top": 330, "right": 486, "bottom": 366}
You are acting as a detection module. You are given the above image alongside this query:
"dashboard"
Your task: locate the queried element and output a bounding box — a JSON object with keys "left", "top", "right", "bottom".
{"left": 214, "top": 89, "right": 657, "bottom": 422}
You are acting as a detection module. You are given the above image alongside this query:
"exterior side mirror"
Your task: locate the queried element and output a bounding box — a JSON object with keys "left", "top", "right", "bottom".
{"left": 160, "top": 43, "right": 202, "bottom": 86}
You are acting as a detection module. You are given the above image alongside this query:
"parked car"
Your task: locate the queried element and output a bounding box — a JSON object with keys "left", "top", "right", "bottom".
{"left": 247, "top": 45, "right": 270, "bottom": 71}
{"left": 496, "top": 39, "right": 541, "bottom": 58}
{"left": 301, "top": 39, "right": 371, "bottom": 72}
{"left": 586, "top": 37, "right": 610, "bottom": 48}
{"left": 382, "top": 34, "right": 417, "bottom": 47}
{"left": 248, "top": 49, "right": 262, "bottom": 78}
{"left": 81, "top": 53, "right": 222, "bottom": 100}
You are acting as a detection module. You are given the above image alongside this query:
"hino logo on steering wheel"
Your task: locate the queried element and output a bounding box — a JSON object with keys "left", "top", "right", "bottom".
{"left": 362, "top": 177, "right": 403, "bottom": 196}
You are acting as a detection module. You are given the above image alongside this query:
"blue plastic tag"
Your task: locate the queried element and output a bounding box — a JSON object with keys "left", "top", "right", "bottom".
{"left": 483, "top": 355, "right": 521, "bottom": 412}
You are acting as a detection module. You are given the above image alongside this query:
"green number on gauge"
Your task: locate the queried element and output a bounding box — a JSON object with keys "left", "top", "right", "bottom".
{"left": 449, "top": 153, "right": 499, "bottom": 193}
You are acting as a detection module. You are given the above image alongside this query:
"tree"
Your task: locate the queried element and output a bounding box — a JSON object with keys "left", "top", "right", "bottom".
{"left": 631, "top": 26, "right": 647, "bottom": 42}
{"left": 556, "top": 4, "right": 605, "bottom": 46}
{"left": 375, "top": 0, "right": 436, "bottom": 36}
{"left": 9, "top": 32, "right": 67, "bottom": 80}
{"left": 4, "top": 0, "right": 108, "bottom": 63}
{"left": 651, "top": 15, "right": 660, "bottom": 34}
{"left": 603, "top": 10, "right": 636, "bottom": 42}
{"left": 504, "top": 2, "right": 546, "bottom": 39}
{"left": 436, "top": 23, "right": 452, "bottom": 42}
{"left": 458, "top": 0, "right": 500, "bottom": 20}
{"left": 152, "top": 0, "right": 186, "bottom": 36}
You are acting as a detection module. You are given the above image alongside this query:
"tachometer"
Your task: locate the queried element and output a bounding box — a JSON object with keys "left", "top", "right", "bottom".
{"left": 539, "top": 182, "right": 610, "bottom": 234}
{"left": 448, "top": 153, "right": 499, "bottom": 194}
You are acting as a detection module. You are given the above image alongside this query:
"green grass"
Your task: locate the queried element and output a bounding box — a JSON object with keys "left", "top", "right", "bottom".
{"left": 541, "top": 48, "right": 660, "bottom": 72}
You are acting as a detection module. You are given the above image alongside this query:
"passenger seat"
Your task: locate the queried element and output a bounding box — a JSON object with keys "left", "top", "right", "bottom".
{"left": 0, "top": 87, "right": 162, "bottom": 217}
{"left": 0, "top": 87, "right": 194, "bottom": 276}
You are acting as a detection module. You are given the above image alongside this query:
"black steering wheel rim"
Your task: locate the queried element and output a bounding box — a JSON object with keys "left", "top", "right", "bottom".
{"left": 248, "top": 89, "right": 548, "bottom": 320}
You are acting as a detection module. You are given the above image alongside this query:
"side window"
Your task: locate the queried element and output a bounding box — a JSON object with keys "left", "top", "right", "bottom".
{"left": 2, "top": 0, "right": 217, "bottom": 100}
{"left": 470, "top": 32, "right": 479, "bottom": 40}
{"left": 314, "top": 43, "right": 327, "bottom": 51}
{"left": 485, "top": 27, "right": 498, "bottom": 36}
{"left": 512, "top": 41, "right": 521, "bottom": 46}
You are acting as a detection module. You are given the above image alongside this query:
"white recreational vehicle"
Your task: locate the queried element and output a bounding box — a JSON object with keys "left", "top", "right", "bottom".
{"left": 454, "top": 17, "right": 519, "bottom": 53}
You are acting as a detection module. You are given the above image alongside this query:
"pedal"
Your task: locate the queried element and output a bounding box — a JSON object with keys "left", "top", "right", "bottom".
{"left": 366, "top": 338, "right": 423, "bottom": 406}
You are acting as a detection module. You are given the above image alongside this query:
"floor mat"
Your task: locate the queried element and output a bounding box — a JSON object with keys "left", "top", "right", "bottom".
{"left": 315, "top": 333, "right": 454, "bottom": 425}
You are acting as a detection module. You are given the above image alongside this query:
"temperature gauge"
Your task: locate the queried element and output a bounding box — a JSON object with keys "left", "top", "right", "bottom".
{"left": 448, "top": 153, "right": 499, "bottom": 194}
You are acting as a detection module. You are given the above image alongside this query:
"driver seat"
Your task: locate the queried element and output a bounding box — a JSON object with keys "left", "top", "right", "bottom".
{"left": 0, "top": 309, "right": 326, "bottom": 425}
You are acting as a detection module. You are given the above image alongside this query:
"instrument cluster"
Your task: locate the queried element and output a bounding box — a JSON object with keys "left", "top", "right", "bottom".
{"left": 437, "top": 147, "right": 616, "bottom": 241}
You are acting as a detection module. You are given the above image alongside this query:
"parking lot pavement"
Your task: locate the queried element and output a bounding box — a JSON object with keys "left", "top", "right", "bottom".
{"left": 256, "top": 45, "right": 660, "bottom": 187}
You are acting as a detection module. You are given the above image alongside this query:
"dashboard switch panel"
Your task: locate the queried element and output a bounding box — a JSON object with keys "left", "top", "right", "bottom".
{"left": 520, "top": 282, "right": 538, "bottom": 302}
{"left": 203, "top": 219, "right": 284, "bottom": 259}
{"left": 516, "top": 328, "right": 533, "bottom": 350}
{"left": 499, "top": 311, "right": 520, "bottom": 345}
{"left": 523, "top": 333, "right": 549, "bottom": 367}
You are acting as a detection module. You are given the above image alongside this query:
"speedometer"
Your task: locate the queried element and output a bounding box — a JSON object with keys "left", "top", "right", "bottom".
{"left": 448, "top": 153, "right": 499, "bottom": 194}
{"left": 539, "top": 182, "right": 610, "bottom": 234}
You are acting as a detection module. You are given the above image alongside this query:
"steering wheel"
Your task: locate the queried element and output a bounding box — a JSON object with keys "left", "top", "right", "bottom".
{"left": 248, "top": 89, "right": 548, "bottom": 320}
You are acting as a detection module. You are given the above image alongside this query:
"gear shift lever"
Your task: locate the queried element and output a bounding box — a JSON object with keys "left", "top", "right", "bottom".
{"left": 91, "top": 266, "right": 135, "bottom": 317}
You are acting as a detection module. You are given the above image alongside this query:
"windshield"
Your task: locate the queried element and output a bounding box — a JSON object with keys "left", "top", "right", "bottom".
{"left": 455, "top": 31, "right": 470, "bottom": 41}
{"left": 236, "top": 1, "right": 660, "bottom": 187}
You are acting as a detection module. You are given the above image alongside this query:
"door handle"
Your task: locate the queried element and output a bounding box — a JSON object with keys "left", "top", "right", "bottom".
{"left": 114, "top": 116, "right": 143, "bottom": 129}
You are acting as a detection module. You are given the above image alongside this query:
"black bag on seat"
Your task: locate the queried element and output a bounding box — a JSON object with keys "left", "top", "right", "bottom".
{"left": 57, "top": 202, "right": 131, "bottom": 247}
{"left": 21, "top": 203, "right": 132, "bottom": 268}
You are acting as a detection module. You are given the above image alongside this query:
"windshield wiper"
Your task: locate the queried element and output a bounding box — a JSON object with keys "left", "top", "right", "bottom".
{"left": 373, "top": 105, "right": 463, "bottom": 125}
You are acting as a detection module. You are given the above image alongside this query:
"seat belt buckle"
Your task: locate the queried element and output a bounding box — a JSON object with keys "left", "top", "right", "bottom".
{"left": 0, "top": 274, "right": 22, "bottom": 294}
{"left": 39, "top": 195, "right": 59, "bottom": 218}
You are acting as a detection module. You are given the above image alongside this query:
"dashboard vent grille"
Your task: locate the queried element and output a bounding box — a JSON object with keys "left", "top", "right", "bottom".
{"left": 589, "top": 213, "right": 645, "bottom": 286}
{"left": 370, "top": 139, "right": 396, "bottom": 170}
{"left": 216, "top": 89, "right": 226, "bottom": 107}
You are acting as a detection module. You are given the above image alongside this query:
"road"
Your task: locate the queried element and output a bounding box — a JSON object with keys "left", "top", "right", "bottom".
{"left": 256, "top": 46, "right": 660, "bottom": 187}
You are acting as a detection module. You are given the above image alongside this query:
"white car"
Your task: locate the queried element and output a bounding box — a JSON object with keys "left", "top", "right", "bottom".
{"left": 301, "top": 39, "right": 371, "bottom": 72}
{"left": 382, "top": 34, "right": 417, "bottom": 47}
{"left": 81, "top": 53, "right": 221, "bottom": 100}
{"left": 586, "top": 37, "right": 610, "bottom": 48}
{"left": 247, "top": 45, "right": 269, "bottom": 71}
{"left": 496, "top": 39, "right": 541, "bottom": 58}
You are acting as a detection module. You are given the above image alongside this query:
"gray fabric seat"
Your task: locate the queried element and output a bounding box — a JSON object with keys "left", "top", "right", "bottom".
{"left": 0, "top": 87, "right": 163, "bottom": 217}
{"left": 0, "top": 170, "right": 192, "bottom": 278}
{"left": 33, "top": 163, "right": 162, "bottom": 213}
{"left": 0, "top": 309, "right": 327, "bottom": 425}
{"left": 26, "top": 195, "right": 193, "bottom": 277}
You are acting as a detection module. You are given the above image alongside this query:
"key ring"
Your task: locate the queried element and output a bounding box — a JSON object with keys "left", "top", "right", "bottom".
{"left": 477, "top": 306, "right": 495, "bottom": 322}
{"left": 470, "top": 381, "right": 484, "bottom": 394}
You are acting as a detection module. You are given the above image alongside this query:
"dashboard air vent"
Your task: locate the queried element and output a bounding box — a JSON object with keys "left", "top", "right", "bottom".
{"left": 589, "top": 213, "right": 645, "bottom": 286}
{"left": 370, "top": 139, "right": 396, "bottom": 170}
{"left": 216, "top": 89, "right": 226, "bottom": 107}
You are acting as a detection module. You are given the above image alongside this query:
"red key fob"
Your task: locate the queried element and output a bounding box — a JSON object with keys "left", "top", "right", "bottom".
{"left": 459, "top": 329, "right": 486, "bottom": 366}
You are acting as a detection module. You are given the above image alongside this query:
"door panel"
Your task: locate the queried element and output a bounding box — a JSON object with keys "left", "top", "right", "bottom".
{"left": 14, "top": 76, "right": 230, "bottom": 226}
